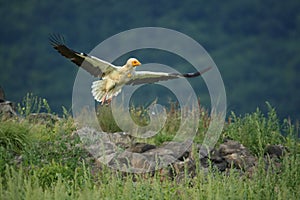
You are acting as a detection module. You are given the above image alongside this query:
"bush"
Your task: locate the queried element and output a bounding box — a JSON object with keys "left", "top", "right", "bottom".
{"left": 0, "top": 120, "right": 31, "bottom": 154}
{"left": 224, "top": 103, "right": 286, "bottom": 155}
{"left": 17, "top": 93, "right": 51, "bottom": 117}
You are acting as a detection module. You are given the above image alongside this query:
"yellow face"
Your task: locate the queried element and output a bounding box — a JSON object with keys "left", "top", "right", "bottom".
{"left": 131, "top": 59, "right": 141, "bottom": 67}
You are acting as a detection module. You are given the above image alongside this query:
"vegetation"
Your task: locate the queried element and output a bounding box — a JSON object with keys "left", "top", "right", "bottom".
{"left": 0, "top": 1, "right": 300, "bottom": 120}
{"left": 0, "top": 95, "right": 299, "bottom": 199}
{"left": 1, "top": 1, "right": 299, "bottom": 198}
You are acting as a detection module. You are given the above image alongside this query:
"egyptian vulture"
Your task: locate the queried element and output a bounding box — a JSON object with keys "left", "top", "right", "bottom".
{"left": 49, "top": 35, "right": 212, "bottom": 104}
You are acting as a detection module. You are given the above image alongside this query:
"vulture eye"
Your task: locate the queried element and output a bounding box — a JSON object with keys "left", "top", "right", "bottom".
{"left": 130, "top": 59, "right": 141, "bottom": 66}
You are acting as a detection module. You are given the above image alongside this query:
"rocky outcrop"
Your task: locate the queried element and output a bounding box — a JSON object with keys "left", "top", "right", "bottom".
{"left": 75, "top": 127, "right": 289, "bottom": 181}
{"left": 27, "top": 113, "right": 60, "bottom": 127}
{"left": 263, "top": 144, "right": 288, "bottom": 173}
{"left": 0, "top": 86, "right": 17, "bottom": 119}
{"left": 0, "top": 101, "right": 16, "bottom": 119}
{"left": 214, "top": 139, "right": 257, "bottom": 171}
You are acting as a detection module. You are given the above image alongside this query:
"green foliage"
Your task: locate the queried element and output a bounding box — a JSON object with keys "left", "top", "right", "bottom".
{"left": 0, "top": 96, "right": 299, "bottom": 199}
{"left": 34, "top": 161, "right": 90, "bottom": 190}
{"left": 96, "top": 105, "right": 122, "bottom": 132}
{"left": 1, "top": 1, "right": 300, "bottom": 121}
{"left": 129, "top": 106, "right": 151, "bottom": 127}
{"left": 35, "top": 161, "right": 73, "bottom": 188}
{"left": 153, "top": 131, "right": 174, "bottom": 145}
{"left": 0, "top": 120, "right": 31, "bottom": 153}
{"left": 22, "top": 119, "right": 88, "bottom": 170}
{"left": 0, "top": 152, "right": 299, "bottom": 199}
{"left": 0, "top": 147, "right": 14, "bottom": 176}
{"left": 224, "top": 103, "right": 287, "bottom": 155}
{"left": 0, "top": 120, "right": 32, "bottom": 176}
{"left": 17, "top": 93, "right": 52, "bottom": 116}
{"left": 96, "top": 102, "right": 211, "bottom": 146}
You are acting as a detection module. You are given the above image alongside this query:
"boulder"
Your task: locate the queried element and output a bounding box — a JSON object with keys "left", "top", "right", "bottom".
{"left": 264, "top": 144, "right": 287, "bottom": 158}
{"left": 0, "top": 101, "right": 17, "bottom": 119}
{"left": 264, "top": 144, "right": 288, "bottom": 172}
{"left": 73, "top": 127, "right": 282, "bottom": 180}
{"left": 0, "top": 86, "right": 17, "bottom": 119}
{"left": 127, "top": 142, "right": 156, "bottom": 153}
{"left": 27, "top": 113, "right": 60, "bottom": 125}
{"left": 217, "top": 139, "right": 257, "bottom": 171}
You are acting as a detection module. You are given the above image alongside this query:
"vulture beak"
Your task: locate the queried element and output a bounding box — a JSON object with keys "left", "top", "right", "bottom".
{"left": 132, "top": 60, "right": 141, "bottom": 67}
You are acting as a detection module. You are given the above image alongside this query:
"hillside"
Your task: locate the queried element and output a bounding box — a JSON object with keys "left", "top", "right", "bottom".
{"left": 0, "top": 0, "right": 299, "bottom": 119}
{"left": 0, "top": 96, "right": 299, "bottom": 199}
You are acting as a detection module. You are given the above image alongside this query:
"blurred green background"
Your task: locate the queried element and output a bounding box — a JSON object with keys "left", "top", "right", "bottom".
{"left": 0, "top": 0, "right": 299, "bottom": 120}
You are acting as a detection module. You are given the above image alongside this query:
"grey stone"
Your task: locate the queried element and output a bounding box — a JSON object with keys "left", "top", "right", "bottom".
{"left": 127, "top": 142, "right": 156, "bottom": 153}
{"left": 0, "top": 101, "right": 17, "bottom": 119}
{"left": 217, "top": 139, "right": 257, "bottom": 171}
{"left": 264, "top": 144, "right": 287, "bottom": 158}
{"left": 27, "top": 113, "right": 60, "bottom": 125}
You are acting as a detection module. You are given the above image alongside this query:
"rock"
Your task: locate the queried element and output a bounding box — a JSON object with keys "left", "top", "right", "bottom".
{"left": 0, "top": 86, "right": 17, "bottom": 119}
{"left": 172, "top": 158, "right": 196, "bottom": 176}
{"left": 210, "top": 150, "right": 228, "bottom": 171}
{"left": 264, "top": 144, "right": 287, "bottom": 158}
{"left": 161, "top": 140, "right": 192, "bottom": 161}
{"left": 142, "top": 147, "right": 174, "bottom": 156}
{"left": 108, "top": 151, "right": 131, "bottom": 170}
{"left": 197, "top": 145, "right": 214, "bottom": 159}
{"left": 172, "top": 158, "right": 197, "bottom": 184}
{"left": 74, "top": 127, "right": 266, "bottom": 180}
{"left": 108, "top": 132, "right": 133, "bottom": 145}
{"left": 153, "top": 155, "right": 181, "bottom": 181}
{"left": 154, "top": 154, "right": 177, "bottom": 168}
{"left": 191, "top": 144, "right": 214, "bottom": 168}
{"left": 217, "top": 139, "right": 257, "bottom": 171}
{"left": 97, "top": 151, "right": 117, "bottom": 166}
{"left": 143, "top": 149, "right": 178, "bottom": 170}
{"left": 127, "top": 142, "right": 156, "bottom": 153}
{"left": 108, "top": 151, "right": 154, "bottom": 173}
{"left": 75, "top": 127, "right": 120, "bottom": 164}
{"left": 264, "top": 144, "right": 288, "bottom": 173}
{"left": 27, "top": 113, "right": 60, "bottom": 126}
{"left": 0, "top": 101, "right": 17, "bottom": 119}
{"left": 115, "top": 142, "right": 130, "bottom": 150}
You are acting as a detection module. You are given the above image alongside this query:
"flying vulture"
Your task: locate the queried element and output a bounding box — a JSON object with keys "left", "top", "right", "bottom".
{"left": 49, "top": 34, "right": 212, "bottom": 104}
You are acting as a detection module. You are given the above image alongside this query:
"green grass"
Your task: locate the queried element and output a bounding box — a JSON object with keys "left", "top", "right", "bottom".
{"left": 17, "top": 93, "right": 51, "bottom": 117}
{"left": 96, "top": 102, "right": 210, "bottom": 146}
{"left": 0, "top": 120, "right": 31, "bottom": 154}
{"left": 0, "top": 96, "right": 299, "bottom": 199}
{"left": 0, "top": 154, "right": 299, "bottom": 199}
{"left": 224, "top": 102, "right": 298, "bottom": 155}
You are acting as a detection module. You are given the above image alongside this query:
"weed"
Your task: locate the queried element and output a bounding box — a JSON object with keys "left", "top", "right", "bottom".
{"left": 0, "top": 120, "right": 31, "bottom": 153}
{"left": 0, "top": 99, "right": 299, "bottom": 199}
{"left": 223, "top": 103, "right": 286, "bottom": 155}
{"left": 17, "top": 93, "right": 52, "bottom": 117}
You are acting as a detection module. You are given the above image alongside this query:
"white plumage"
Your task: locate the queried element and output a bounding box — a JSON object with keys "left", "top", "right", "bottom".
{"left": 50, "top": 34, "right": 212, "bottom": 104}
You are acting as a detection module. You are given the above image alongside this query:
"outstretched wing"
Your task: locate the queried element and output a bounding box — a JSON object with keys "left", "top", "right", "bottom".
{"left": 49, "top": 34, "right": 118, "bottom": 77}
{"left": 126, "top": 66, "right": 212, "bottom": 86}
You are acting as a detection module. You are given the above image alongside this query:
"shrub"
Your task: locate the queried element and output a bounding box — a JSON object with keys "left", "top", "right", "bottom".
{"left": 17, "top": 93, "right": 51, "bottom": 117}
{"left": 224, "top": 103, "right": 286, "bottom": 155}
{"left": 0, "top": 120, "right": 31, "bottom": 154}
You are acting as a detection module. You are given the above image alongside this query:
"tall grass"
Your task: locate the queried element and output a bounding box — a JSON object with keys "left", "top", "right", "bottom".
{"left": 0, "top": 96, "right": 299, "bottom": 199}
{"left": 0, "top": 120, "right": 31, "bottom": 153}
{"left": 0, "top": 152, "right": 299, "bottom": 200}
{"left": 224, "top": 103, "right": 289, "bottom": 155}
{"left": 17, "top": 93, "right": 51, "bottom": 117}
{"left": 96, "top": 102, "right": 211, "bottom": 145}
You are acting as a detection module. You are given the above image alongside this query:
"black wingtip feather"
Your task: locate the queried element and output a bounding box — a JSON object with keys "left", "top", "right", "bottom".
{"left": 182, "top": 66, "right": 212, "bottom": 78}
{"left": 49, "top": 33, "right": 66, "bottom": 47}
{"left": 48, "top": 34, "right": 85, "bottom": 66}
